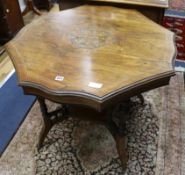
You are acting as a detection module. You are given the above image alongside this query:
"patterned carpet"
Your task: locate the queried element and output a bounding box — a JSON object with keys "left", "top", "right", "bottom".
{"left": 35, "top": 98, "right": 158, "bottom": 175}
{"left": 0, "top": 73, "right": 184, "bottom": 175}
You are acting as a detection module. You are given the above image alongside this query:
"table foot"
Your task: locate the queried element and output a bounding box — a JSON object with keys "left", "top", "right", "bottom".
{"left": 37, "top": 97, "right": 69, "bottom": 148}
{"left": 115, "top": 135, "right": 128, "bottom": 170}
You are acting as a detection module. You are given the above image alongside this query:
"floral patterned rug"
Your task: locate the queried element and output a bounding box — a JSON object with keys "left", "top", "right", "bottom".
{"left": 35, "top": 98, "right": 158, "bottom": 175}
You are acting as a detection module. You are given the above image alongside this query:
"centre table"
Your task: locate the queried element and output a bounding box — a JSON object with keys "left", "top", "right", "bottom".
{"left": 5, "top": 5, "right": 176, "bottom": 171}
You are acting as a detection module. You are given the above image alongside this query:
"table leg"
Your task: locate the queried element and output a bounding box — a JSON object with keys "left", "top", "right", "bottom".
{"left": 37, "top": 97, "right": 69, "bottom": 148}
{"left": 105, "top": 101, "right": 130, "bottom": 171}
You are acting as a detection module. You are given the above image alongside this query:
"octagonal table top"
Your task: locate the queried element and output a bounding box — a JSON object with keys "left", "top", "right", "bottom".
{"left": 5, "top": 5, "right": 176, "bottom": 111}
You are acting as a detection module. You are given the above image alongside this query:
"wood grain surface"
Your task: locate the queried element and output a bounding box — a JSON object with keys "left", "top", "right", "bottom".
{"left": 88, "top": 0, "right": 169, "bottom": 8}
{"left": 5, "top": 5, "right": 175, "bottom": 110}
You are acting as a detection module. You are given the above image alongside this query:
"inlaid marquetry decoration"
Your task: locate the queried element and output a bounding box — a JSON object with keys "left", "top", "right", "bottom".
{"left": 69, "top": 26, "right": 113, "bottom": 49}
{"left": 5, "top": 5, "right": 175, "bottom": 111}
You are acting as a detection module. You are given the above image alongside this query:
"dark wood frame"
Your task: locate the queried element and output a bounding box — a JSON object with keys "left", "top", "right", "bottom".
{"left": 0, "top": 0, "right": 24, "bottom": 44}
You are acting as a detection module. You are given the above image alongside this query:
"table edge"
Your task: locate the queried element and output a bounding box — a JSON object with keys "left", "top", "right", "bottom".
{"left": 19, "top": 70, "right": 175, "bottom": 111}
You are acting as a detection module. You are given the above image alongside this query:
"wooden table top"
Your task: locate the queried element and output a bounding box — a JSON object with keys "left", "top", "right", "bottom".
{"left": 5, "top": 5, "right": 175, "bottom": 111}
{"left": 88, "top": 0, "right": 169, "bottom": 8}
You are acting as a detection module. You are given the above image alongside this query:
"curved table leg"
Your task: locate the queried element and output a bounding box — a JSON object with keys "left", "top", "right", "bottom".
{"left": 37, "top": 97, "right": 52, "bottom": 148}
{"left": 37, "top": 97, "right": 69, "bottom": 148}
{"left": 105, "top": 101, "right": 130, "bottom": 171}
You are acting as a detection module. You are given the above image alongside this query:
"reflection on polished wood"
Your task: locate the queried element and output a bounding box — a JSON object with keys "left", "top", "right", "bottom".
{"left": 5, "top": 5, "right": 175, "bottom": 111}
